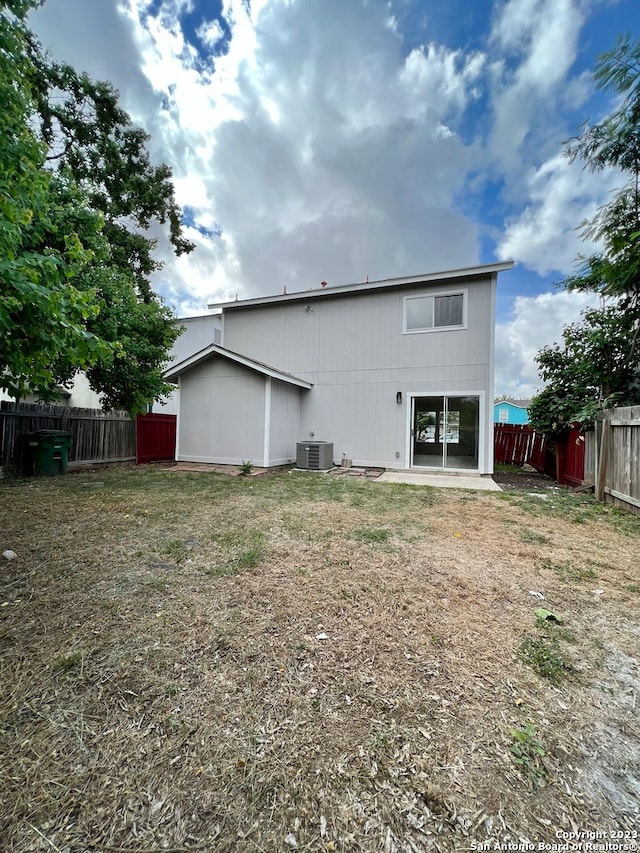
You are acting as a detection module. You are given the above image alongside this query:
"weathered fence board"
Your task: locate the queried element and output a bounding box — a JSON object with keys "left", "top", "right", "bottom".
{"left": 0, "top": 402, "right": 135, "bottom": 473}
{"left": 589, "top": 405, "right": 640, "bottom": 515}
{"left": 524, "top": 431, "right": 554, "bottom": 477}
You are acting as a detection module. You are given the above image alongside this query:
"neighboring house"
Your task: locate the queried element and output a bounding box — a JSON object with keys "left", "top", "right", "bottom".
{"left": 0, "top": 313, "right": 222, "bottom": 412}
{"left": 494, "top": 399, "right": 531, "bottom": 425}
{"left": 166, "top": 262, "right": 513, "bottom": 473}
{"left": 0, "top": 372, "right": 100, "bottom": 409}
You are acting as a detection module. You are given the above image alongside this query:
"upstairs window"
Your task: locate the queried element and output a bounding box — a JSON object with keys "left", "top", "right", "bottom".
{"left": 404, "top": 292, "right": 466, "bottom": 333}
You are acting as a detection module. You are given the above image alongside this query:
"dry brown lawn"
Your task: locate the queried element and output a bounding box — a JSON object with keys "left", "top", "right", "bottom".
{"left": 1, "top": 466, "right": 639, "bottom": 852}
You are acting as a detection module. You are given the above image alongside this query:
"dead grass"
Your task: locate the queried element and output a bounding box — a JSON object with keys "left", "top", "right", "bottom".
{"left": 1, "top": 466, "right": 639, "bottom": 852}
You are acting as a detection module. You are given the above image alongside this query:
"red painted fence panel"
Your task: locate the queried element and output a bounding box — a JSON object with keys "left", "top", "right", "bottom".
{"left": 494, "top": 424, "right": 537, "bottom": 466}
{"left": 136, "top": 413, "right": 177, "bottom": 464}
{"left": 526, "top": 431, "right": 555, "bottom": 478}
{"left": 494, "top": 423, "right": 585, "bottom": 486}
{"left": 559, "top": 425, "right": 586, "bottom": 487}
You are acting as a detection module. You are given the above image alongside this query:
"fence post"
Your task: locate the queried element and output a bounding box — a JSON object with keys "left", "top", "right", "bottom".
{"left": 595, "top": 418, "right": 611, "bottom": 503}
{"left": 555, "top": 437, "right": 566, "bottom": 486}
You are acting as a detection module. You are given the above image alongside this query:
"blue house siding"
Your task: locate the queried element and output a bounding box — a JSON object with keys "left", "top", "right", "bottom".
{"left": 494, "top": 401, "right": 529, "bottom": 424}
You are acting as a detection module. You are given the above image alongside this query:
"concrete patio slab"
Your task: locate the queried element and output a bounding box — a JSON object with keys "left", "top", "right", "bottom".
{"left": 375, "top": 471, "right": 502, "bottom": 491}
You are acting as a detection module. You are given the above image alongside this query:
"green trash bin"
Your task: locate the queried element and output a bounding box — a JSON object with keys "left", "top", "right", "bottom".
{"left": 25, "top": 430, "right": 73, "bottom": 476}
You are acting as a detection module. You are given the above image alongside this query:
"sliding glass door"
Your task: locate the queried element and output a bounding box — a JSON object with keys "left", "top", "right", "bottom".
{"left": 411, "top": 395, "right": 479, "bottom": 470}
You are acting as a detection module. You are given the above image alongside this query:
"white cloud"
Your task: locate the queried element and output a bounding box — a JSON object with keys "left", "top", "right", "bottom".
{"left": 496, "top": 153, "right": 622, "bottom": 275}
{"left": 111, "top": 0, "right": 487, "bottom": 305}
{"left": 28, "top": 0, "right": 628, "bottom": 412}
{"left": 196, "top": 19, "right": 225, "bottom": 50}
{"left": 487, "top": 0, "right": 587, "bottom": 175}
{"left": 481, "top": 0, "right": 625, "bottom": 293}
{"left": 33, "top": 0, "right": 143, "bottom": 87}
{"left": 30, "top": 0, "right": 602, "bottom": 313}
{"left": 399, "top": 43, "right": 485, "bottom": 120}
{"left": 494, "top": 288, "right": 598, "bottom": 397}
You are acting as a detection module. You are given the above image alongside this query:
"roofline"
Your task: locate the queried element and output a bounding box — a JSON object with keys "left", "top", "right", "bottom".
{"left": 163, "top": 343, "right": 313, "bottom": 389}
{"left": 208, "top": 261, "right": 514, "bottom": 311}
{"left": 174, "top": 312, "right": 222, "bottom": 322}
{"left": 494, "top": 399, "right": 531, "bottom": 408}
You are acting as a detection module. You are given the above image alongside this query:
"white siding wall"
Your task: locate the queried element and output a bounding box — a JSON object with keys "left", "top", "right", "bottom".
{"left": 68, "top": 372, "right": 104, "bottom": 408}
{"left": 222, "top": 277, "right": 496, "bottom": 471}
{"left": 268, "top": 380, "right": 304, "bottom": 465}
{"left": 177, "top": 359, "right": 265, "bottom": 465}
{"left": 155, "top": 314, "right": 223, "bottom": 414}
{"left": 170, "top": 314, "right": 222, "bottom": 363}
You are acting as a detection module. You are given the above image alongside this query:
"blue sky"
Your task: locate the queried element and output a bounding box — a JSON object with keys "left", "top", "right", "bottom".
{"left": 30, "top": 0, "right": 640, "bottom": 395}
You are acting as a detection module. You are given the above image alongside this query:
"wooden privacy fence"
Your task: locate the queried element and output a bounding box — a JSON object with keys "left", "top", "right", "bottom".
{"left": 493, "top": 423, "right": 553, "bottom": 475}
{"left": 555, "top": 425, "right": 586, "bottom": 488}
{"left": 0, "top": 403, "right": 177, "bottom": 474}
{"left": 496, "top": 410, "right": 640, "bottom": 513}
{"left": 0, "top": 402, "right": 135, "bottom": 473}
{"left": 494, "top": 422, "right": 585, "bottom": 486}
{"left": 587, "top": 405, "right": 640, "bottom": 515}
{"left": 494, "top": 423, "right": 545, "bottom": 467}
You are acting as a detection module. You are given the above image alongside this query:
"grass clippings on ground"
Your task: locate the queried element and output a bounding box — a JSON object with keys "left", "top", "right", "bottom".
{"left": 1, "top": 466, "right": 639, "bottom": 852}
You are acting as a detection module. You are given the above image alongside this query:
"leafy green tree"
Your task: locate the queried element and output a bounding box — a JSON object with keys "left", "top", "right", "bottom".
{"left": 0, "top": 0, "right": 112, "bottom": 400}
{"left": 528, "top": 306, "right": 639, "bottom": 437}
{"left": 26, "top": 38, "right": 194, "bottom": 298}
{"left": 529, "top": 34, "right": 640, "bottom": 436}
{"left": 564, "top": 33, "right": 640, "bottom": 357}
{"left": 39, "top": 176, "right": 182, "bottom": 413}
{"left": 1, "top": 0, "right": 191, "bottom": 412}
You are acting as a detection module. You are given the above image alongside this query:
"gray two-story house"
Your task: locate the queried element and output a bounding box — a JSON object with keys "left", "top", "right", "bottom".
{"left": 165, "top": 261, "right": 513, "bottom": 474}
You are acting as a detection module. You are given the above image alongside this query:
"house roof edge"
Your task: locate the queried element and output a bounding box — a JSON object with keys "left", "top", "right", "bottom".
{"left": 164, "top": 343, "right": 313, "bottom": 389}
{"left": 208, "top": 261, "right": 514, "bottom": 311}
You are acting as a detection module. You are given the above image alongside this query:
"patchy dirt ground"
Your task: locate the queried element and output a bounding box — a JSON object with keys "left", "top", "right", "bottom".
{"left": 492, "top": 466, "right": 556, "bottom": 492}
{"left": 1, "top": 467, "right": 638, "bottom": 852}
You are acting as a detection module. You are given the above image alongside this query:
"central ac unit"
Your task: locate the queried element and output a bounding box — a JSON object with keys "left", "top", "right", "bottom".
{"left": 296, "top": 441, "right": 334, "bottom": 471}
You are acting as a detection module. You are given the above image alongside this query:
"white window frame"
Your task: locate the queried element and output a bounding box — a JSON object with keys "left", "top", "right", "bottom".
{"left": 402, "top": 289, "right": 468, "bottom": 334}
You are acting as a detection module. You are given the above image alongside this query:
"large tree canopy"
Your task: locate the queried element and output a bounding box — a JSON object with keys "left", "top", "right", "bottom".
{"left": 564, "top": 34, "right": 640, "bottom": 322}
{"left": 529, "top": 35, "right": 640, "bottom": 437}
{"left": 26, "top": 27, "right": 194, "bottom": 298}
{"left": 528, "top": 305, "right": 638, "bottom": 437}
{"left": 0, "top": 0, "right": 192, "bottom": 413}
{"left": 0, "top": 0, "right": 112, "bottom": 401}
